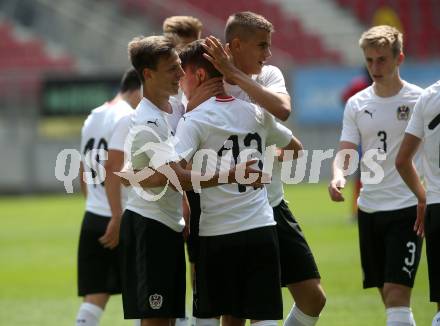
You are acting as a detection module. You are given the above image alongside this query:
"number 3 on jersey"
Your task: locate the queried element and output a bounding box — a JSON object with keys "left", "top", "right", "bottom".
{"left": 377, "top": 130, "right": 387, "bottom": 153}
{"left": 217, "top": 133, "right": 263, "bottom": 192}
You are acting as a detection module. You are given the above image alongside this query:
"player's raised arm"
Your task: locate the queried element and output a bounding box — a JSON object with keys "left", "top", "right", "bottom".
{"left": 203, "top": 36, "right": 291, "bottom": 121}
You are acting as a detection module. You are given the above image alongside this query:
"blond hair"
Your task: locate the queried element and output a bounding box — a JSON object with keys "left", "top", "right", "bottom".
{"left": 163, "top": 16, "right": 202, "bottom": 40}
{"left": 225, "top": 11, "right": 274, "bottom": 43}
{"left": 359, "top": 25, "right": 403, "bottom": 56}
{"left": 127, "top": 35, "right": 175, "bottom": 81}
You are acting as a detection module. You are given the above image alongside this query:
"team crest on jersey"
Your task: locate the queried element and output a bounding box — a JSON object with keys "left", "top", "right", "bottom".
{"left": 396, "top": 105, "right": 410, "bottom": 120}
{"left": 149, "top": 294, "right": 163, "bottom": 309}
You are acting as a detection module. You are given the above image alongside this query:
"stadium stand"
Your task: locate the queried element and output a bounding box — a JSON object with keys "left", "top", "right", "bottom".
{"left": 0, "top": 20, "right": 74, "bottom": 99}
{"left": 335, "top": 0, "right": 440, "bottom": 59}
{"left": 120, "top": 0, "right": 342, "bottom": 64}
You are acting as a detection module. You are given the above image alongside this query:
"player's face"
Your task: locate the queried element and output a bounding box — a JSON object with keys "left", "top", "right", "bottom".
{"left": 363, "top": 45, "right": 403, "bottom": 86}
{"left": 233, "top": 29, "right": 272, "bottom": 75}
{"left": 179, "top": 66, "right": 199, "bottom": 100}
{"left": 150, "top": 51, "right": 185, "bottom": 96}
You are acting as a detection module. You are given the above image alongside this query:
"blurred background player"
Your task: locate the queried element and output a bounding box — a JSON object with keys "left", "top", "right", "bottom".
{"left": 396, "top": 79, "right": 440, "bottom": 326}
{"left": 163, "top": 15, "right": 203, "bottom": 50}
{"left": 341, "top": 67, "right": 373, "bottom": 221}
{"left": 76, "top": 68, "right": 141, "bottom": 326}
{"left": 329, "top": 25, "right": 423, "bottom": 326}
{"left": 203, "top": 11, "right": 326, "bottom": 326}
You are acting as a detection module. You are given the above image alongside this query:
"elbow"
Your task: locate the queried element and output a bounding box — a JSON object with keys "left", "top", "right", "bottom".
{"left": 395, "top": 156, "right": 407, "bottom": 173}
{"left": 296, "top": 140, "right": 304, "bottom": 152}
{"left": 278, "top": 106, "right": 291, "bottom": 121}
{"left": 294, "top": 147, "right": 304, "bottom": 160}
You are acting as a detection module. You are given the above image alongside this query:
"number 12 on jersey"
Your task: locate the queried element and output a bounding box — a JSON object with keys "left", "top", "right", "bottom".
{"left": 217, "top": 133, "right": 263, "bottom": 192}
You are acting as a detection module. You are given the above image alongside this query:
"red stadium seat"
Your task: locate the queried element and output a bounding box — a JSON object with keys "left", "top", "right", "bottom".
{"left": 119, "top": 0, "right": 341, "bottom": 64}
{"left": 0, "top": 21, "right": 75, "bottom": 101}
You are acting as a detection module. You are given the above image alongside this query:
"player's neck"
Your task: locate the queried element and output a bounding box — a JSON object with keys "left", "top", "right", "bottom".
{"left": 120, "top": 92, "right": 135, "bottom": 109}
{"left": 373, "top": 75, "right": 404, "bottom": 98}
{"left": 108, "top": 93, "right": 122, "bottom": 105}
{"left": 143, "top": 87, "right": 171, "bottom": 113}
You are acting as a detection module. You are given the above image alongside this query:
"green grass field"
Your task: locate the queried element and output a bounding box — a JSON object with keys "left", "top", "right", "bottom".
{"left": 0, "top": 183, "right": 433, "bottom": 325}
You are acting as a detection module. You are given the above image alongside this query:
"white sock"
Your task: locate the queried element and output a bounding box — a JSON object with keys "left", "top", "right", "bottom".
{"left": 284, "top": 305, "right": 318, "bottom": 326}
{"left": 251, "top": 321, "right": 278, "bottom": 326}
{"left": 195, "top": 318, "right": 220, "bottom": 326}
{"left": 386, "top": 307, "right": 416, "bottom": 326}
{"left": 432, "top": 311, "right": 440, "bottom": 326}
{"left": 133, "top": 320, "right": 141, "bottom": 326}
{"left": 76, "top": 302, "right": 103, "bottom": 326}
{"left": 176, "top": 317, "right": 189, "bottom": 326}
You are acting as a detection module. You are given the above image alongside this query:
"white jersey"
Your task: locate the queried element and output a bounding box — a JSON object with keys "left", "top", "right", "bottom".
{"left": 80, "top": 99, "right": 134, "bottom": 217}
{"left": 125, "top": 97, "right": 185, "bottom": 232}
{"left": 174, "top": 96, "right": 293, "bottom": 236}
{"left": 341, "top": 81, "right": 424, "bottom": 212}
{"left": 406, "top": 80, "right": 440, "bottom": 205}
{"left": 224, "top": 64, "right": 289, "bottom": 207}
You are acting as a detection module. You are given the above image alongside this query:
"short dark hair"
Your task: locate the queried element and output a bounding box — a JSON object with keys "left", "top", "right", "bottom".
{"left": 119, "top": 68, "right": 141, "bottom": 93}
{"left": 127, "top": 35, "right": 175, "bottom": 81}
{"left": 179, "top": 40, "right": 222, "bottom": 79}
{"left": 225, "top": 11, "right": 274, "bottom": 43}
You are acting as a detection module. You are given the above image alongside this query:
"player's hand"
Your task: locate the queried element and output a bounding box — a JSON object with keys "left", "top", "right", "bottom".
{"left": 118, "top": 161, "right": 134, "bottom": 187}
{"left": 187, "top": 77, "right": 224, "bottom": 111}
{"left": 99, "top": 216, "right": 121, "bottom": 249}
{"left": 328, "top": 177, "right": 346, "bottom": 202}
{"left": 414, "top": 200, "right": 426, "bottom": 237}
{"left": 202, "top": 36, "right": 237, "bottom": 80}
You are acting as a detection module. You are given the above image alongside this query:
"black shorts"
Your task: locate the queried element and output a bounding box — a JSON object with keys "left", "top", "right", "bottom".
{"left": 274, "top": 200, "right": 320, "bottom": 286}
{"left": 186, "top": 190, "right": 200, "bottom": 264}
{"left": 425, "top": 203, "right": 440, "bottom": 302}
{"left": 120, "top": 210, "right": 186, "bottom": 319}
{"left": 77, "top": 211, "right": 121, "bottom": 296}
{"left": 194, "top": 226, "right": 283, "bottom": 320}
{"left": 358, "top": 206, "right": 423, "bottom": 289}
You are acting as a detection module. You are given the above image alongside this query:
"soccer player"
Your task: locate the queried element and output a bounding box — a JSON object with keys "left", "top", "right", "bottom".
{"left": 127, "top": 17, "right": 205, "bottom": 326}
{"left": 203, "top": 11, "right": 325, "bottom": 326}
{"left": 396, "top": 79, "right": 440, "bottom": 326}
{"left": 76, "top": 68, "right": 141, "bottom": 326}
{"left": 119, "top": 35, "right": 189, "bottom": 326}
{"left": 119, "top": 35, "right": 263, "bottom": 326}
{"left": 328, "top": 25, "right": 424, "bottom": 326}
{"left": 176, "top": 39, "right": 302, "bottom": 326}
